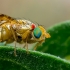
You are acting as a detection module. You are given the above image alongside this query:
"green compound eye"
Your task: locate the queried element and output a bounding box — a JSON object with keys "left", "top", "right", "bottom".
{"left": 33, "top": 27, "right": 42, "bottom": 38}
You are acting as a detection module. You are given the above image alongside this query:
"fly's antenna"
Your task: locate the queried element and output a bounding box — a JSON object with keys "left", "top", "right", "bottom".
{"left": 32, "top": 21, "right": 39, "bottom": 27}
{"left": 34, "top": 21, "right": 46, "bottom": 29}
{"left": 33, "top": 21, "right": 45, "bottom": 28}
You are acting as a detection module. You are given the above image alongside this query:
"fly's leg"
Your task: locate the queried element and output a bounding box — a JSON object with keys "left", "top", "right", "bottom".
{"left": 34, "top": 40, "right": 44, "bottom": 50}
{"left": 10, "top": 26, "right": 17, "bottom": 56}
{"left": 4, "top": 42, "right": 7, "bottom": 46}
{"left": 23, "top": 39, "right": 29, "bottom": 54}
{"left": 25, "top": 41, "right": 28, "bottom": 52}
{"left": 25, "top": 41, "right": 29, "bottom": 54}
{"left": 0, "top": 27, "right": 3, "bottom": 42}
{"left": 23, "top": 43, "right": 26, "bottom": 48}
{"left": 22, "top": 30, "right": 31, "bottom": 53}
{"left": 34, "top": 42, "right": 40, "bottom": 50}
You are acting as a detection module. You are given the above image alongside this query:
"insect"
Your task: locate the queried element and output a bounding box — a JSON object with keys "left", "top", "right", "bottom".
{"left": 0, "top": 14, "right": 51, "bottom": 56}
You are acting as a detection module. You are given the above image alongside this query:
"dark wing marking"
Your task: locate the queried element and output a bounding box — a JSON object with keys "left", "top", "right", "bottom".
{"left": 0, "top": 14, "right": 15, "bottom": 21}
{"left": 0, "top": 14, "right": 18, "bottom": 25}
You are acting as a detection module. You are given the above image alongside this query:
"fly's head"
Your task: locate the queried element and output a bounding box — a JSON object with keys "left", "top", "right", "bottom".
{"left": 32, "top": 25, "right": 51, "bottom": 42}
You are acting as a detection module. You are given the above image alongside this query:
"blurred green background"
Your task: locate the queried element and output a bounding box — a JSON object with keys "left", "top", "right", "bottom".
{"left": 0, "top": 0, "right": 70, "bottom": 29}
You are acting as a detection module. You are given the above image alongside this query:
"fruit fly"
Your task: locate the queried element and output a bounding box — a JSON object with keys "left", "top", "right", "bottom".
{"left": 0, "top": 14, "right": 51, "bottom": 56}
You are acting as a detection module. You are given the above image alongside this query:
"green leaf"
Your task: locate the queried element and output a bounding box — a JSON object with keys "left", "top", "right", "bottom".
{"left": 0, "top": 46, "right": 70, "bottom": 70}
{"left": 36, "top": 21, "right": 70, "bottom": 58}
{"left": 1, "top": 21, "right": 70, "bottom": 70}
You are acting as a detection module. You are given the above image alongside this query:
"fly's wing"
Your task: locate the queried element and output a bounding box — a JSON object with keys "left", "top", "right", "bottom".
{"left": 0, "top": 14, "right": 18, "bottom": 25}
{"left": 0, "top": 14, "right": 36, "bottom": 29}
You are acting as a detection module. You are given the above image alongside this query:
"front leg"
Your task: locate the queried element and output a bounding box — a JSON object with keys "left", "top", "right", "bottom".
{"left": 24, "top": 41, "right": 29, "bottom": 54}
{"left": 22, "top": 30, "right": 31, "bottom": 53}
{"left": 34, "top": 40, "right": 44, "bottom": 50}
{"left": 23, "top": 41, "right": 28, "bottom": 50}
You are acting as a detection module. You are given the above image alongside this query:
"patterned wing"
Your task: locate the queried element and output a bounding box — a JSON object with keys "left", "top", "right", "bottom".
{"left": 0, "top": 14, "right": 18, "bottom": 25}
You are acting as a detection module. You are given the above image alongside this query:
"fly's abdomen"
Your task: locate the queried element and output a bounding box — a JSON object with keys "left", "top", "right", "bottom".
{"left": 0, "top": 25, "right": 13, "bottom": 42}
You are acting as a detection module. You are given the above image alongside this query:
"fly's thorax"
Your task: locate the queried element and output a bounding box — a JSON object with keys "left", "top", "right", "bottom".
{"left": 17, "top": 19, "right": 32, "bottom": 26}
{"left": 17, "top": 19, "right": 36, "bottom": 30}
{"left": 15, "top": 20, "right": 36, "bottom": 35}
{"left": 15, "top": 24, "right": 32, "bottom": 35}
{"left": 17, "top": 20, "right": 26, "bottom": 25}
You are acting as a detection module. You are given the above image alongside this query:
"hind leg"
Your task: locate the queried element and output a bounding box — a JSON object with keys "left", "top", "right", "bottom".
{"left": 10, "top": 26, "right": 17, "bottom": 56}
